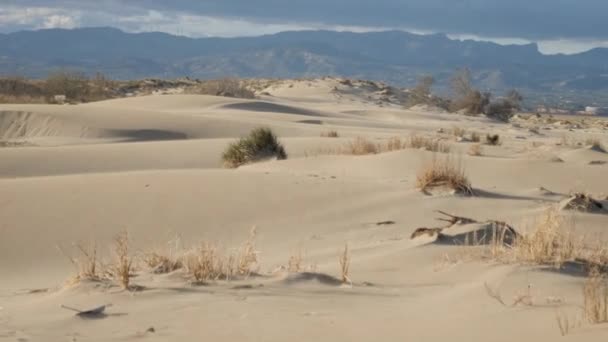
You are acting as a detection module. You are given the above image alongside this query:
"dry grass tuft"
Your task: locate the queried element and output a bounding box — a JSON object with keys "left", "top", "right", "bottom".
{"left": 237, "top": 227, "right": 259, "bottom": 277}
{"left": 416, "top": 156, "right": 473, "bottom": 195}
{"left": 184, "top": 227, "right": 259, "bottom": 284}
{"left": 408, "top": 135, "right": 450, "bottom": 153}
{"left": 142, "top": 251, "right": 183, "bottom": 274}
{"left": 468, "top": 143, "right": 483, "bottom": 156}
{"left": 452, "top": 126, "right": 467, "bottom": 138}
{"left": 386, "top": 136, "right": 404, "bottom": 151}
{"left": 288, "top": 249, "right": 304, "bottom": 273}
{"left": 59, "top": 241, "right": 102, "bottom": 283}
{"left": 510, "top": 208, "right": 581, "bottom": 268}
{"left": 112, "top": 231, "right": 133, "bottom": 289}
{"left": 321, "top": 130, "right": 339, "bottom": 138}
{"left": 345, "top": 136, "right": 378, "bottom": 155}
{"left": 583, "top": 268, "right": 608, "bottom": 324}
{"left": 339, "top": 243, "right": 351, "bottom": 284}
{"left": 470, "top": 132, "right": 481, "bottom": 142}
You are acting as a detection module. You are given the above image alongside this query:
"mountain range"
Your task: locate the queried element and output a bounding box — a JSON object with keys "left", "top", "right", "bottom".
{"left": 1, "top": 27, "right": 608, "bottom": 106}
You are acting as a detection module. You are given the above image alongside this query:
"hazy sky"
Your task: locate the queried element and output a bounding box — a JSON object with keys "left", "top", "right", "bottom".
{"left": 1, "top": 0, "right": 608, "bottom": 54}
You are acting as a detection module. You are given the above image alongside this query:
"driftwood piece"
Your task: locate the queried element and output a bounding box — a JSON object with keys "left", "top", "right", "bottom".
{"left": 435, "top": 210, "right": 478, "bottom": 228}
{"left": 410, "top": 228, "right": 444, "bottom": 239}
{"left": 411, "top": 211, "right": 521, "bottom": 242}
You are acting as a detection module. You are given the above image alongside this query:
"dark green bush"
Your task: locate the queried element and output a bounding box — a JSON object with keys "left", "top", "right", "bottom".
{"left": 222, "top": 128, "right": 287, "bottom": 168}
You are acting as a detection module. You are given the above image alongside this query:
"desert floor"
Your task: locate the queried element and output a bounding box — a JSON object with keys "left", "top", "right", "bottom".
{"left": 1, "top": 78, "right": 608, "bottom": 341}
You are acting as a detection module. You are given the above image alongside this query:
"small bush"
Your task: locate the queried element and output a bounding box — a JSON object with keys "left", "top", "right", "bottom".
{"left": 222, "top": 128, "right": 287, "bottom": 168}
{"left": 189, "top": 78, "right": 255, "bottom": 99}
{"left": 416, "top": 156, "right": 473, "bottom": 195}
{"left": 486, "top": 100, "right": 516, "bottom": 122}
{"left": 321, "top": 130, "right": 339, "bottom": 138}
{"left": 485, "top": 134, "right": 500, "bottom": 145}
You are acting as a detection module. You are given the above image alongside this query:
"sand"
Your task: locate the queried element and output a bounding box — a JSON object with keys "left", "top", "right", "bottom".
{"left": 1, "top": 78, "right": 607, "bottom": 341}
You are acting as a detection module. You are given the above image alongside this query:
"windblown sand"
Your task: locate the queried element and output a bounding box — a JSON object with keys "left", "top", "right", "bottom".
{"left": 1, "top": 78, "right": 607, "bottom": 341}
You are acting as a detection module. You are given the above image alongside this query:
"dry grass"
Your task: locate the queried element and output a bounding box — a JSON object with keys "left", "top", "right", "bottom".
{"left": 583, "top": 268, "right": 608, "bottom": 324}
{"left": 0, "top": 94, "right": 47, "bottom": 104}
{"left": 184, "top": 227, "right": 259, "bottom": 284}
{"left": 408, "top": 135, "right": 450, "bottom": 153}
{"left": 237, "top": 227, "right": 259, "bottom": 277}
{"left": 386, "top": 136, "right": 404, "bottom": 151}
{"left": 416, "top": 156, "right": 473, "bottom": 195}
{"left": 321, "top": 130, "right": 339, "bottom": 138}
{"left": 184, "top": 242, "right": 227, "bottom": 283}
{"left": 59, "top": 241, "right": 102, "bottom": 283}
{"left": 468, "top": 143, "right": 483, "bottom": 156}
{"left": 452, "top": 126, "right": 467, "bottom": 138}
{"left": 470, "top": 132, "right": 481, "bottom": 142}
{"left": 510, "top": 209, "right": 581, "bottom": 267}
{"left": 112, "top": 231, "right": 133, "bottom": 289}
{"left": 555, "top": 311, "right": 580, "bottom": 336}
{"left": 288, "top": 249, "right": 304, "bottom": 273}
{"left": 142, "top": 252, "right": 183, "bottom": 274}
{"left": 345, "top": 136, "right": 378, "bottom": 155}
{"left": 339, "top": 244, "right": 351, "bottom": 284}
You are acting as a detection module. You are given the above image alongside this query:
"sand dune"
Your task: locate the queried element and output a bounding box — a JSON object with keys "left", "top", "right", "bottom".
{"left": 1, "top": 79, "right": 607, "bottom": 341}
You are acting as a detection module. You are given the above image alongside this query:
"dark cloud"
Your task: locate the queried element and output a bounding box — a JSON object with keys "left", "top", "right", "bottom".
{"left": 2, "top": 0, "right": 608, "bottom": 40}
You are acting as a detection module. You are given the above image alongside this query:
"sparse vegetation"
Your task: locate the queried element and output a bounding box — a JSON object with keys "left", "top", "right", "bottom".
{"left": 485, "top": 134, "right": 501, "bottom": 145}
{"left": 344, "top": 136, "right": 379, "bottom": 155}
{"left": 184, "top": 227, "right": 258, "bottom": 284}
{"left": 112, "top": 231, "right": 133, "bottom": 289}
{"left": 416, "top": 155, "right": 473, "bottom": 195}
{"left": 321, "top": 130, "right": 339, "bottom": 138}
{"left": 222, "top": 127, "right": 287, "bottom": 168}
{"left": 339, "top": 243, "right": 351, "bottom": 285}
{"left": 407, "top": 135, "right": 450, "bottom": 153}
{"left": 59, "top": 241, "right": 102, "bottom": 283}
{"left": 583, "top": 268, "right": 608, "bottom": 324}
{"left": 188, "top": 78, "right": 255, "bottom": 99}
{"left": 470, "top": 132, "right": 481, "bottom": 142}
{"left": 468, "top": 143, "right": 483, "bottom": 156}
{"left": 406, "top": 75, "right": 435, "bottom": 108}
{"left": 451, "top": 126, "right": 467, "bottom": 138}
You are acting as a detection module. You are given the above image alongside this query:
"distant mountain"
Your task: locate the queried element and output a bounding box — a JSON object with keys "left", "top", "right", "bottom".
{"left": 1, "top": 27, "right": 608, "bottom": 104}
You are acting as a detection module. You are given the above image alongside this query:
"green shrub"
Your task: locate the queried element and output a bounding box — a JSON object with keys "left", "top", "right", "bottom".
{"left": 222, "top": 128, "right": 287, "bottom": 168}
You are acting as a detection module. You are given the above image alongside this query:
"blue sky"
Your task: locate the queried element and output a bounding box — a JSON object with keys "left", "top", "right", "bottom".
{"left": 1, "top": 0, "right": 608, "bottom": 54}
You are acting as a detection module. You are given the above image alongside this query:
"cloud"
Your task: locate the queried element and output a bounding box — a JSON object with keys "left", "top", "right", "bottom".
{"left": 41, "top": 15, "right": 78, "bottom": 29}
{"left": 0, "top": 6, "right": 80, "bottom": 30}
